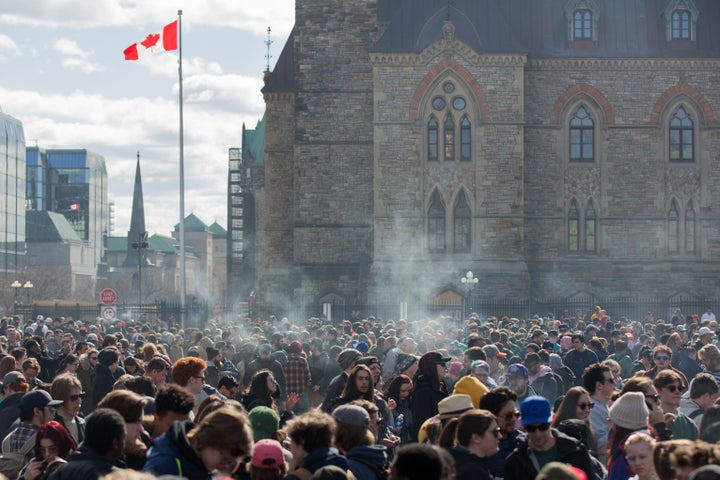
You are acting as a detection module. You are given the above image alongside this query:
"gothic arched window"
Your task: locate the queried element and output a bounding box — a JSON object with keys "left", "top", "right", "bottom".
{"left": 570, "top": 106, "right": 594, "bottom": 162}
{"left": 585, "top": 201, "right": 596, "bottom": 252}
{"left": 428, "top": 116, "right": 439, "bottom": 161}
{"left": 444, "top": 114, "right": 455, "bottom": 161}
{"left": 672, "top": 10, "right": 691, "bottom": 39}
{"left": 453, "top": 192, "right": 471, "bottom": 252}
{"left": 460, "top": 116, "right": 471, "bottom": 161}
{"left": 668, "top": 200, "right": 679, "bottom": 253}
{"left": 568, "top": 200, "right": 580, "bottom": 252}
{"left": 574, "top": 10, "right": 592, "bottom": 40}
{"left": 685, "top": 201, "right": 696, "bottom": 253}
{"left": 669, "top": 106, "right": 694, "bottom": 162}
{"left": 428, "top": 191, "right": 446, "bottom": 253}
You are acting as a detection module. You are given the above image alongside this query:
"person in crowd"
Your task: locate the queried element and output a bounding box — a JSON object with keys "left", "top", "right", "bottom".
{"left": 389, "top": 443, "right": 443, "bottom": 480}
{"left": 144, "top": 405, "right": 253, "bottom": 478}
{"left": 97, "top": 390, "right": 149, "bottom": 470}
{"left": 697, "top": 344, "right": 720, "bottom": 384}
{"left": 481, "top": 345, "right": 506, "bottom": 384}
{"left": 331, "top": 404, "right": 387, "bottom": 480}
{"left": 620, "top": 376, "right": 673, "bottom": 441}
{"left": 248, "top": 439, "right": 288, "bottom": 480}
{"left": 285, "top": 410, "right": 349, "bottom": 480}
{"left": 524, "top": 353, "right": 558, "bottom": 404}
{"left": 170, "top": 356, "right": 208, "bottom": 409}
{"left": 607, "top": 340, "right": 635, "bottom": 380}
{"left": 606, "top": 391, "right": 654, "bottom": 480}
{"left": 602, "top": 358, "right": 625, "bottom": 390}
{"left": 452, "top": 375, "right": 489, "bottom": 409}
{"left": 583, "top": 362, "right": 614, "bottom": 464}
{"left": 461, "top": 347, "right": 486, "bottom": 377}
{"left": 409, "top": 351, "right": 450, "bottom": 441}
{"left": 679, "top": 372, "right": 720, "bottom": 428}
{"left": 623, "top": 432, "right": 658, "bottom": 480}
{"left": 654, "top": 370, "right": 697, "bottom": 440}
{"left": 18, "top": 420, "right": 76, "bottom": 480}
{"left": 384, "top": 374, "right": 413, "bottom": 445}
{"left": 47, "top": 408, "right": 127, "bottom": 480}
{"left": 501, "top": 363, "right": 536, "bottom": 406}
{"left": 54, "top": 355, "right": 80, "bottom": 378}
{"left": 217, "top": 375, "right": 239, "bottom": 400}
{"left": 144, "top": 357, "right": 169, "bottom": 389}
{"left": 552, "top": 386, "right": 598, "bottom": 456}
{"left": 91, "top": 348, "right": 120, "bottom": 408}
{"left": 247, "top": 405, "right": 295, "bottom": 469}
{"left": 469, "top": 360, "right": 494, "bottom": 388}
{"left": 505, "top": 396, "right": 596, "bottom": 480}
{"left": 479, "top": 387, "right": 521, "bottom": 480}
{"left": 0, "top": 371, "right": 30, "bottom": 438}
{"left": 50, "top": 374, "right": 85, "bottom": 445}
{"left": 242, "top": 369, "right": 297, "bottom": 425}
{"left": 75, "top": 348, "right": 100, "bottom": 416}
{"left": 286, "top": 340, "right": 312, "bottom": 413}
{"left": 5, "top": 390, "right": 63, "bottom": 466}
{"left": 446, "top": 409, "right": 500, "bottom": 480}
{"left": 122, "top": 357, "right": 144, "bottom": 377}
{"left": 333, "top": 365, "right": 375, "bottom": 408}
{"left": 640, "top": 345, "right": 689, "bottom": 387}
{"left": 22, "top": 358, "right": 43, "bottom": 390}
{"left": 244, "top": 344, "right": 287, "bottom": 400}
{"left": 321, "top": 348, "right": 363, "bottom": 413}
{"left": 150, "top": 384, "right": 195, "bottom": 440}
{"left": 564, "top": 334, "right": 599, "bottom": 386}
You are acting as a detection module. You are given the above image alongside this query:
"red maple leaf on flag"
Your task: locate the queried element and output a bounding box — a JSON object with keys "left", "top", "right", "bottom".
{"left": 140, "top": 33, "right": 161, "bottom": 49}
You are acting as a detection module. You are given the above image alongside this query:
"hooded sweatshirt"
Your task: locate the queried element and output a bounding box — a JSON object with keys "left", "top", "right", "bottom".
{"left": 143, "top": 421, "right": 210, "bottom": 480}
{"left": 346, "top": 444, "right": 388, "bottom": 480}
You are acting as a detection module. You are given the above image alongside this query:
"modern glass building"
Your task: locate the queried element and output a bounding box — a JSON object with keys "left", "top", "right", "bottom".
{"left": 45, "top": 149, "right": 108, "bottom": 267}
{"left": 0, "top": 112, "right": 26, "bottom": 276}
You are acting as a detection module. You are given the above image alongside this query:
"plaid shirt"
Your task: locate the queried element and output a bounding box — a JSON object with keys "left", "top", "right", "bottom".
{"left": 284, "top": 353, "right": 311, "bottom": 395}
{"left": 9, "top": 422, "right": 38, "bottom": 462}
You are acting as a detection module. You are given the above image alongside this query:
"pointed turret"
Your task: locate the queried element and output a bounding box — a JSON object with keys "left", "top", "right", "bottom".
{"left": 123, "top": 151, "right": 148, "bottom": 267}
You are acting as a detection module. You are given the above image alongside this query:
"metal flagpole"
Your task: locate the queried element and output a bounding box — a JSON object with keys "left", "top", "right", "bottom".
{"left": 177, "top": 9, "right": 186, "bottom": 329}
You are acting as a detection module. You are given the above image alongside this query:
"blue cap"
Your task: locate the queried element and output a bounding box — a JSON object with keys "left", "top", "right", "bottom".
{"left": 521, "top": 396, "right": 553, "bottom": 426}
{"left": 506, "top": 363, "right": 528, "bottom": 378}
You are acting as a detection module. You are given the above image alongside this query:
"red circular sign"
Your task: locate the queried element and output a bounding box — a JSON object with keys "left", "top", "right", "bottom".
{"left": 212, "top": 303, "right": 223, "bottom": 316}
{"left": 100, "top": 288, "right": 117, "bottom": 305}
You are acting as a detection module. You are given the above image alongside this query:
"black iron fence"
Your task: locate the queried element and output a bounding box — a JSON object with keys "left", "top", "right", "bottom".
{"left": 251, "top": 295, "right": 720, "bottom": 325}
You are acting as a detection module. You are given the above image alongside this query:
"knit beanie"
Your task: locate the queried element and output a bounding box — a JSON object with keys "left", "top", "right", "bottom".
{"left": 609, "top": 391, "right": 649, "bottom": 430}
{"left": 248, "top": 406, "right": 280, "bottom": 440}
{"left": 452, "top": 375, "right": 489, "bottom": 408}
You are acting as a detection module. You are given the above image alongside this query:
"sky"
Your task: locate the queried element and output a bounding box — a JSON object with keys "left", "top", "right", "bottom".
{"left": 0, "top": 0, "right": 294, "bottom": 237}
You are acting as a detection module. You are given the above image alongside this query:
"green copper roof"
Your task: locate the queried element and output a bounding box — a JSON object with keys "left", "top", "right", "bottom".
{"left": 26, "top": 211, "right": 81, "bottom": 242}
{"left": 173, "top": 213, "right": 209, "bottom": 232}
{"left": 208, "top": 222, "right": 226, "bottom": 237}
{"left": 106, "top": 236, "right": 128, "bottom": 252}
{"left": 243, "top": 113, "right": 265, "bottom": 167}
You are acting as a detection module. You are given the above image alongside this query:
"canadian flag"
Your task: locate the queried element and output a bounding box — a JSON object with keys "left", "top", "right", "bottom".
{"left": 123, "top": 20, "right": 178, "bottom": 61}
{"left": 69, "top": 203, "right": 79, "bottom": 210}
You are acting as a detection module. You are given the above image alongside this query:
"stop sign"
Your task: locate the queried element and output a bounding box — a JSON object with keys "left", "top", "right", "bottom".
{"left": 100, "top": 288, "right": 117, "bottom": 305}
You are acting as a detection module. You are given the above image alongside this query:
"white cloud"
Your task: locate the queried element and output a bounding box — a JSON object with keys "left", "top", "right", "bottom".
{"left": 0, "top": 34, "right": 18, "bottom": 60}
{"left": 52, "top": 38, "right": 104, "bottom": 73}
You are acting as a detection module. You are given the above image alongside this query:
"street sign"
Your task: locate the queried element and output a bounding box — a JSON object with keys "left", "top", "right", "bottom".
{"left": 101, "top": 306, "right": 117, "bottom": 321}
{"left": 100, "top": 288, "right": 117, "bottom": 305}
{"left": 212, "top": 303, "right": 223, "bottom": 316}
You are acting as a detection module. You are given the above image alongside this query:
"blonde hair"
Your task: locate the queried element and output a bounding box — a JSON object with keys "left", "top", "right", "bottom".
{"left": 188, "top": 405, "right": 253, "bottom": 458}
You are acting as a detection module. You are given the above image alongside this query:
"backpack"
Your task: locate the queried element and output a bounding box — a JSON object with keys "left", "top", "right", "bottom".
{"left": 0, "top": 432, "right": 36, "bottom": 479}
{"left": 554, "top": 365, "right": 576, "bottom": 392}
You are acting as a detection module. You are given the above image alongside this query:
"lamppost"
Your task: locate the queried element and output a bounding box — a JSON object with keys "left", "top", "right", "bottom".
{"left": 11, "top": 281, "right": 21, "bottom": 312}
{"left": 131, "top": 231, "right": 149, "bottom": 305}
{"left": 461, "top": 271, "right": 478, "bottom": 320}
{"left": 23, "top": 281, "right": 33, "bottom": 305}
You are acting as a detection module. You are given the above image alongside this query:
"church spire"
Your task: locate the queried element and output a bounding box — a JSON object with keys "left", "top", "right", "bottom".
{"left": 123, "top": 151, "right": 148, "bottom": 266}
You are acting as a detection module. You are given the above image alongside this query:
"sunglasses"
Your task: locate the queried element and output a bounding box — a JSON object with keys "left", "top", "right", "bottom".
{"left": 577, "top": 402, "right": 594, "bottom": 410}
{"left": 645, "top": 393, "right": 660, "bottom": 401}
{"left": 655, "top": 356, "right": 669, "bottom": 361}
{"left": 664, "top": 385, "right": 681, "bottom": 393}
{"left": 502, "top": 410, "right": 520, "bottom": 421}
{"left": 490, "top": 427, "right": 502, "bottom": 437}
{"left": 524, "top": 423, "right": 551, "bottom": 433}
{"left": 68, "top": 393, "right": 86, "bottom": 401}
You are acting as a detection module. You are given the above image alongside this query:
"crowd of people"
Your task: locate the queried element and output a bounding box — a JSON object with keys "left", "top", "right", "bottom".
{"left": 0, "top": 306, "right": 717, "bottom": 480}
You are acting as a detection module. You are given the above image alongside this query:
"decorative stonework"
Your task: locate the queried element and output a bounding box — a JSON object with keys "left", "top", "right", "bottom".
{"left": 665, "top": 167, "right": 701, "bottom": 199}
{"left": 424, "top": 164, "right": 476, "bottom": 199}
{"left": 528, "top": 58, "right": 720, "bottom": 71}
{"left": 564, "top": 166, "right": 600, "bottom": 202}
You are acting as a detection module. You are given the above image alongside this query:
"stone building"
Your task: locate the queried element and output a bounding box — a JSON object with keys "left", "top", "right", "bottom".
{"left": 240, "top": 0, "right": 720, "bottom": 309}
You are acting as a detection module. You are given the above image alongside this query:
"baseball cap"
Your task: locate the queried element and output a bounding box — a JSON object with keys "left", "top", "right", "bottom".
{"left": 506, "top": 363, "right": 529, "bottom": 378}
{"left": 520, "top": 396, "right": 553, "bottom": 426}
{"left": 483, "top": 344, "right": 507, "bottom": 358}
{"left": 332, "top": 405, "right": 370, "bottom": 427}
{"left": 251, "top": 439, "right": 285, "bottom": 471}
{"left": 699, "top": 327, "right": 713, "bottom": 336}
{"left": 20, "top": 390, "right": 63, "bottom": 412}
{"left": 3, "top": 371, "right": 26, "bottom": 387}
{"left": 437, "top": 394, "right": 474, "bottom": 419}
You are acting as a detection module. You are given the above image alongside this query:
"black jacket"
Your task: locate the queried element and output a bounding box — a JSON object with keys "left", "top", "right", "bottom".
{"left": 448, "top": 446, "right": 494, "bottom": 480}
{"left": 409, "top": 374, "right": 448, "bottom": 441}
{"left": 91, "top": 364, "right": 115, "bottom": 406}
{"left": 504, "top": 428, "right": 598, "bottom": 480}
{"left": 48, "top": 449, "right": 124, "bottom": 480}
